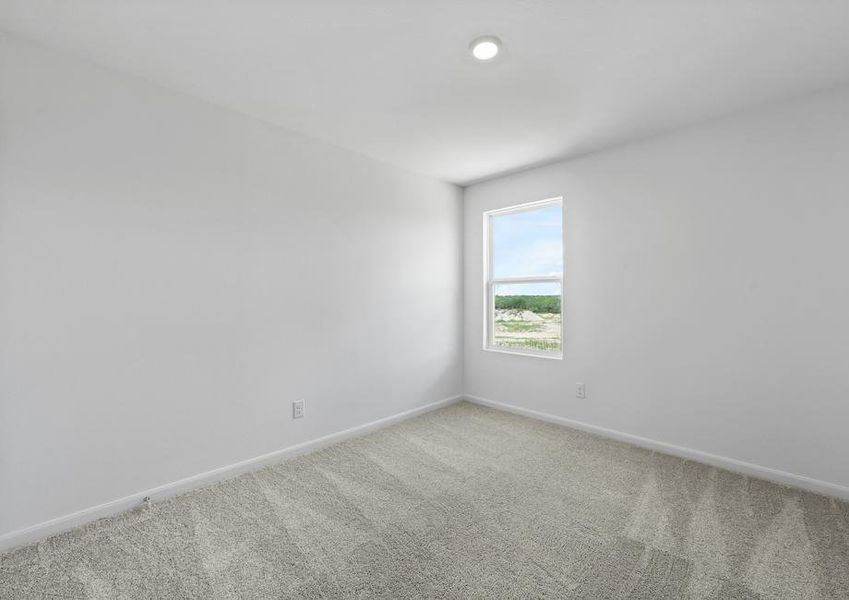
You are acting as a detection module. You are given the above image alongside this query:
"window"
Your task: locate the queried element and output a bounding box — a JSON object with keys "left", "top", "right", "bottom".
{"left": 484, "top": 198, "right": 563, "bottom": 358}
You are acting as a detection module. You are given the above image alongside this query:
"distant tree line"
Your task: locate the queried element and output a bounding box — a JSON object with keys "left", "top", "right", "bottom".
{"left": 495, "top": 295, "right": 560, "bottom": 314}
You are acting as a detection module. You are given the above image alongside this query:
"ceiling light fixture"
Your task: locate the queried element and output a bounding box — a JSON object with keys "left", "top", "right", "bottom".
{"left": 470, "top": 36, "right": 501, "bottom": 61}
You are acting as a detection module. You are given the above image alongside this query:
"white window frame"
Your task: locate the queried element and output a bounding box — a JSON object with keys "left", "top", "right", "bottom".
{"left": 483, "top": 197, "right": 564, "bottom": 359}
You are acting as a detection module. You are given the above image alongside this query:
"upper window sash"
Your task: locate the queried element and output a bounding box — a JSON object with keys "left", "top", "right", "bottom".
{"left": 484, "top": 197, "right": 563, "bottom": 280}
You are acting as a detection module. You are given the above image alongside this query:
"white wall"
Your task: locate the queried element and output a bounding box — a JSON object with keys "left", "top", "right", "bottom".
{"left": 0, "top": 33, "right": 463, "bottom": 538}
{"left": 464, "top": 86, "right": 849, "bottom": 491}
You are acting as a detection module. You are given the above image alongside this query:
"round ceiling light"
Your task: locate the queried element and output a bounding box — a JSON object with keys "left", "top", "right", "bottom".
{"left": 470, "top": 35, "right": 501, "bottom": 61}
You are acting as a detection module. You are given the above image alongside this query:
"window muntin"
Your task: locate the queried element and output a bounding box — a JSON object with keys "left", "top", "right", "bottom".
{"left": 485, "top": 198, "right": 563, "bottom": 358}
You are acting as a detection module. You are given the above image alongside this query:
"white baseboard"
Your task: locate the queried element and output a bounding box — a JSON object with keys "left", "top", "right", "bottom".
{"left": 464, "top": 394, "right": 849, "bottom": 501}
{"left": 0, "top": 395, "right": 462, "bottom": 553}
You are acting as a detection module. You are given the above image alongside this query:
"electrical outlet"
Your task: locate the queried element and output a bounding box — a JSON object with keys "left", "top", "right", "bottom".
{"left": 292, "top": 399, "right": 305, "bottom": 419}
{"left": 576, "top": 383, "right": 586, "bottom": 399}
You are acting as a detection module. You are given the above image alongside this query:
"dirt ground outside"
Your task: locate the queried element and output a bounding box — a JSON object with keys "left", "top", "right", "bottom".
{"left": 493, "top": 309, "right": 561, "bottom": 352}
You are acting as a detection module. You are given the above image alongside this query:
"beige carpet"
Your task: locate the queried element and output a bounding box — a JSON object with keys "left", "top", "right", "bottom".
{"left": 2, "top": 401, "right": 848, "bottom": 599}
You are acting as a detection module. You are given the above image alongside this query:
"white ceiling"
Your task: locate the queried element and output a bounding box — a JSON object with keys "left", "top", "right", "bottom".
{"left": 3, "top": 1, "right": 849, "bottom": 185}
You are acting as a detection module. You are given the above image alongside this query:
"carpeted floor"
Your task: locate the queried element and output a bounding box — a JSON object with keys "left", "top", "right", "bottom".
{"left": 2, "top": 401, "right": 848, "bottom": 599}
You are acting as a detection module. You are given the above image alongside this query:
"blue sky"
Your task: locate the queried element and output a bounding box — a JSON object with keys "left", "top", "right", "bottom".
{"left": 492, "top": 204, "right": 562, "bottom": 295}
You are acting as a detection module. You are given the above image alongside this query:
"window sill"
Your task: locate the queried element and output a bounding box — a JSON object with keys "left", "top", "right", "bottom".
{"left": 482, "top": 346, "right": 563, "bottom": 360}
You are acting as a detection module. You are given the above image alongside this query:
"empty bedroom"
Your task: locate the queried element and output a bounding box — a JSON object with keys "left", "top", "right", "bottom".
{"left": 1, "top": 1, "right": 848, "bottom": 598}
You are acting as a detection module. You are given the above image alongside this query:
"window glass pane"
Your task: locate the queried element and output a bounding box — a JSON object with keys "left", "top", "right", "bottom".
{"left": 492, "top": 204, "right": 562, "bottom": 279}
{"left": 493, "top": 282, "right": 561, "bottom": 353}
